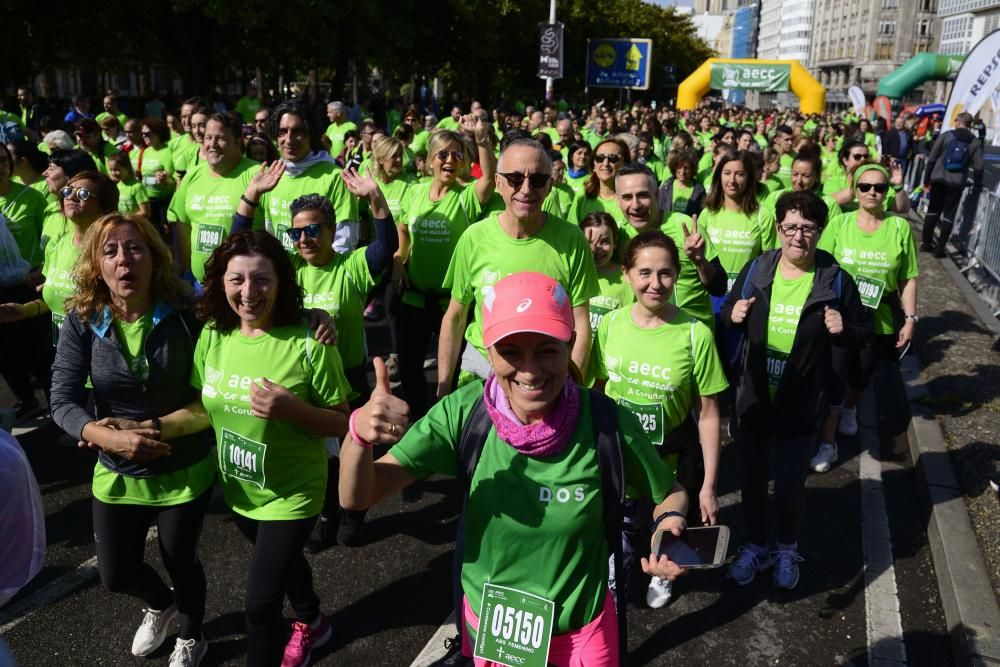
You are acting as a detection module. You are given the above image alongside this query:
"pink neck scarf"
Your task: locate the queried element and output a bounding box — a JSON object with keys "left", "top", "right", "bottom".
{"left": 483, "top": 374, "right": 580, "bottom": 458}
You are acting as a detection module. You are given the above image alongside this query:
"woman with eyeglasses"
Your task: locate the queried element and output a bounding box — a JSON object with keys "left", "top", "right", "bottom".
{"left": 393, "top": 123, "right": 495, "bottom": 419}
{"left": 722, "top": 190, "right": 870, "bottom": 590}
{"left": 813, "top": 163, "right": 919, "bottom": 469}
{"left": 74, "top": 118, "right": 118, "bottom": 175}
{"left": 48, "top": 213, "right": 214, "bottom": 666}
{"left": 133, "top": 118, "right": 176, "bottom": 235}
{"left": 568, "top": 137, "right": 630, "bottom": 228}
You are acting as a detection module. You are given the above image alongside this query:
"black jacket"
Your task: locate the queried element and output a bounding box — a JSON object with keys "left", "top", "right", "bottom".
{"left": 721, "top": 249, "right": 873, "bottom": 436}
{"left": 925, "top": 128, "right": 984, "bottom": 189}
{"left": 658, "top": 177, "right": 706, "bottom": 217}
{"left": 878, "top": 128, "right": 912, "bottom": 161}
{"left": 50, "top": 302, "right": 211, "bottom": 478}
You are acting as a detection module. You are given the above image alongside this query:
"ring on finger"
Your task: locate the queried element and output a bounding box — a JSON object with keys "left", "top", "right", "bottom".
{"left": 390, "top": 423, "right": 398, "bottom": 436}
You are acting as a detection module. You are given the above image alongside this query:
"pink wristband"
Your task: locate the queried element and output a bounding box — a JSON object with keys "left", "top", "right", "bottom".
{"left": 348, "top": 410, "right": 374, "bottom": 449}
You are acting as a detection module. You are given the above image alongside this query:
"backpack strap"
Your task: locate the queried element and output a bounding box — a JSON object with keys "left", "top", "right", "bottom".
{"left": 740, "top": 256, "right": 760, "bottom": 300}
{"left": 832, "top": 268, "right": 843, "bottom": 310}
{"left": 588, "top": 389, "right": 629, "bottom": 663}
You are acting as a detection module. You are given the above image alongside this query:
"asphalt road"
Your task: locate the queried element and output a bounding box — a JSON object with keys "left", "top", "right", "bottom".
{"left": 0, "top": 327, "right": 954, "bottom": 666}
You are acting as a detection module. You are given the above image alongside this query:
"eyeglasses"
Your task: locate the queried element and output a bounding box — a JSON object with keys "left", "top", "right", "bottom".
{"left": 435, "top": 150, "right": 464, "bottom": 162}
{"left": 60, "top": 185, "right": 93, "bottom": 201}
{"left": 849, "top": 153, "right": 868, "bottom": 161}
{"left": 141, "top": 132, "right": 151, "bottom": 137}
{"left": 498, "top": 172, "right": 551, "bottom": 190}
{"left": 857, "top": 182, "right": 889, "bottom": 194}
{"left": 778, "top": 223, "right": 819, "bottom": 238}
{"left": 594, "top": 153, "right": 623, "bottom": 164}
{"left": 285, "top": 223, "right": 323, "bottom": 242}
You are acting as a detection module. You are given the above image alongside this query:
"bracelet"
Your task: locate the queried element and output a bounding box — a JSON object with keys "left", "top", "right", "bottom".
{"left": 348, "top": 410, "right": 374, "bottom": 449}
{"left": 240, "top": 194, "right": 259, "bottom": 208}
{"left": 891, "top": 183, "right": 904, "bottom": 192}
{"left": 151, "top": 416, "right": 162, "bottom": 432}
{"left": 905, "top": 314, "right": 919, "bottom": 322}
{"left": 652, "top": 510, "right": 686, "bottom": 532}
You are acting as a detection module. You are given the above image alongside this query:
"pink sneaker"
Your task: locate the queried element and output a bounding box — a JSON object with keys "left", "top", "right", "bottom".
{"left": 280, "top": 615, "right": 331, "bottom": 667}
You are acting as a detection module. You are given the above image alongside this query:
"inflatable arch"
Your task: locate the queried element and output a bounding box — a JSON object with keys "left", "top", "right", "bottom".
{"left": 677, "top": 58, "right": 825, "bottom": 114}
{"left": 876, "top": 53, "right": 964, "bottom": 100}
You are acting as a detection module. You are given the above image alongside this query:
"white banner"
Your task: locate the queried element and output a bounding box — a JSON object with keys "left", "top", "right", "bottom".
{"left": 944, "top": 29, "right": 1000, "bottom": 131}
{"left": 848, "top": 86, "right": 866, "bottom": 115}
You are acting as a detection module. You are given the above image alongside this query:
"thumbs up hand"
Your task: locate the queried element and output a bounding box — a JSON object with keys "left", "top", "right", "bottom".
{"left": 824, "top": 305, "right": 843, "bottom": 335}
{"left": 730, "top": 296, "right": 755, "bottom": 324}
{"left": 351, "top": 357, "right": 411, "bottom": 446}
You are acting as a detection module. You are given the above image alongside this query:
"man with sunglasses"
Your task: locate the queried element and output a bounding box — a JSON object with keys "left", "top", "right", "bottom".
{"left": 437, "top": 138, "right": 599, "bottom": 399}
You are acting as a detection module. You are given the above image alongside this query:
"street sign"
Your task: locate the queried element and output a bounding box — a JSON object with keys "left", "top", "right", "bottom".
{"left": 586, "top": 38, "right": 653, "bottom": 90}
{"left": 538, "top": 22, "right": 565, "bottom": 79}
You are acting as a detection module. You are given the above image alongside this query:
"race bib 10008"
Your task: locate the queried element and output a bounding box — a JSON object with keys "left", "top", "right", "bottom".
{"left": 219, "top": 428, "right": 267, "bottom": 489}
{"left": 855, "top": 274, "right": 886, "bottom": 310}
{"left": 474, "top": 583, "right": 554, "bottom": 667}
{"left": 196, "top": 224, "right": 225, "bottom": 254}
{"left": 618, "top": 398, "right": 665, "bottom": 446}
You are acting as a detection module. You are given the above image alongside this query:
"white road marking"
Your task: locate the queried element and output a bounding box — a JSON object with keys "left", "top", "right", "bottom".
{"left": 859, "top": 390, "right": 908, "bottom": 666}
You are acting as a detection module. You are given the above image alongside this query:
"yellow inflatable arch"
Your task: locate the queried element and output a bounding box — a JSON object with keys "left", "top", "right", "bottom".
{"left": 677, "top": 59, "right": 825, "bottom": 115}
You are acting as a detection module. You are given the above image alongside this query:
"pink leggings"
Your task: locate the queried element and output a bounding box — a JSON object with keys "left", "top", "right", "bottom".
{"left": 462, "top": 589, "right": 619, "bottom": 666}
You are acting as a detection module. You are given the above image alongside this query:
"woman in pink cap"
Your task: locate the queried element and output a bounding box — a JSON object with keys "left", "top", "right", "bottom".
{"left": 340, "top": 271, "right": 689, "bottom": 666}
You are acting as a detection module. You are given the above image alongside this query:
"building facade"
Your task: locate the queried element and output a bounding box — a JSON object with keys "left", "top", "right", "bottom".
{"left": 809, "top": 0, "right": 939, "bottom": 105}
{"left": 938, "top": 0, "right": 1000, "bottom": 56}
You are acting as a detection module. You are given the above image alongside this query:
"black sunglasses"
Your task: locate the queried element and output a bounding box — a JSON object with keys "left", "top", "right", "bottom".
{"left": 498, "top": 172, "right": 551, "bottom": 190}
{"left": 857, "top": 182, "right": 889, "bottom": 194}
{"left": 435, "top": 150, "right": 464, "bottom": 162}
{"left": 286, "top": 223, "right": 323, "bottom": 242}
{"left": 60, "top": 185, "right": 93, "bottom": 201}
{"left": 849, "top": 152, "right": 869, "bottom": 161}
{"left": 594, "top": 153, "right": 623, "bottom": 164}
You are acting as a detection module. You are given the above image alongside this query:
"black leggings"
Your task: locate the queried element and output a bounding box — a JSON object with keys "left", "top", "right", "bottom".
{"left": 737, "top": 424, "right": 816, "bottom": 546}
{"left": 233, "top": 513, "right": 320, "bottom": 667}
{"left": 92, "top": 487, "right": 211, "bottom": 639}
{"left": 398, "top": 298, "right": 446, "bottom": 420}
{"left": 0, "top": 282, "right": 53, "bottom": 403}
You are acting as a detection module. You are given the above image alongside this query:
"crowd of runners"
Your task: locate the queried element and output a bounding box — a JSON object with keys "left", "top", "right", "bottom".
{"left": 1, "top": 84, "right": 981, "bottom": 667}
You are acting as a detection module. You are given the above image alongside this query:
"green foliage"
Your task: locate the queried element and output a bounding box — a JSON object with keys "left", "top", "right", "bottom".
{"left": 3, "top": 0, "right": 714, "bottom": 103}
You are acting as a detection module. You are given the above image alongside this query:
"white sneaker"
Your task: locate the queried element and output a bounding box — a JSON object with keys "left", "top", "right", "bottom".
{"left": 810, "top": 442, "right": 838, "bottom": 473}
{"left": 838, "top": 406, "right": 858, "bottom": 436}
{"left": 646, "top": 576, "right": 673, "bottom": 608}
{"left": 131, "top": 603, "right": 177, "bottom": 656}
{"left": 168, "top": 637, "right": 208, "bottom": 667}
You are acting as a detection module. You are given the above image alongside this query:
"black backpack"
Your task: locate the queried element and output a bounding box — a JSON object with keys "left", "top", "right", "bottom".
{"left": 452, "top": 389, "right": 629, "bottom": 662}
{"left": 943, "top": 133, "right": 971, "bottom": 172}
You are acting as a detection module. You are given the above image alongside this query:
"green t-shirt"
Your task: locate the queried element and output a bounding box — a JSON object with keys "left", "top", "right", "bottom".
{"left": 542, "top": 183, "right": 575, "bottom": 219}
{"left": 374, "top": 175, "right": 412, "bottom": 221}
{"left": 400, "top": 181, "right": 482, "bottom": 307}
{"left": 133, "top": 145, "right": 175, "bottom": 200}
{"left": 260, "top": 161, "right": 359, "bottom": 253}
{"left": 699, "top": 207, "right": 778, "bottom": 292}
{"left": 40, "top": 195, "right": 65, "bottom": 251}
{"left": 113, "top": 311, "right": 154, "bottom": 383}
{"left": 595, "top": 307, "right": 728, "bottom": 444}
{"left": 294, "top": 250, "right": 375, "bottom": 373}
{"left": 172, "top": 135, "right": 201, "bottom": 174}
{"left": 817, "top": 212, "right": 919, "bottom": 334}
{"left": 585, "top": 266, "right": 634, "bottom": 387}
{"left": 435, "top": 117, "right": 460, "bottom": 131}
{"left": 776, "top": 153, "right": 795, "bottom": 189}
{"left": 643, "top": 158, "right": 667, "bottom": 186}
{"left": 168, "top": 158, "right": 264, "bottom": 283}
{"left": 567, "top": 192, "right": 627, "bottom": 228}
{"left": 390, "top": 381, "right": 675, "bottom": 634}
{"left": 191, "top": 322, "right": 351, "bottom": 520}
{"left": 565, "top": 172, "right": 589, "bottom": 196}
{"left": 92, "top": 456, "right": 216, "bottom": 507}
{"left": 235, "top": 97, "right": 261, "bottom": 123}
{"left": 41, "top": 232, "right": 80, "bottom": 345}
{"left": 671, "top": 181, "right": 693, "bottom": 215}
{"left": 444, "top": 213, "right": 600, "bottom": 360}
{"left": 620, "top": 212, "right": 720, "bottom": 328}
{"left": 411, "top": 128, "right": 430, "bottom": 155}
{"left": 325, "top": 121, "right": 357, "bottom": 158}
{"left": 1, "top": 181, "right": 47, "bottom": 267}
{"left": 766, "top": 268, "right": 814, "bottom": 398}
{"left": 116, "top": 179, "right": 149, "bottom": 214}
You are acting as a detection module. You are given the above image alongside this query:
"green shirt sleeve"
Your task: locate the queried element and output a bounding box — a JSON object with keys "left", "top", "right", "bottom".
{"left": 306, "top": 334, "right": 352, "bottom": 407}
{"left": 168, "top": 175, "right": 191, "bottom": 224}
{"left": 389, "top": 383, "right": 482, "bottom": 478}
{"left": 565, "top": 225, "right": 601, "bottom": 307}
{"left": 444, "top": 232, "right": 474, "bottom": 304}
{"left": 691, "top": 319, "right": 729, "bottom": 396}
{"left": 758, "top": 207, "right": 778, "bottom": 251}
{"left": 895, "top": 217, "right": 920, "bottom": 281}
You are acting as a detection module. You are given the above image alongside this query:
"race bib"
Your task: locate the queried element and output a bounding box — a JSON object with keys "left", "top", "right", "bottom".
{"left": 219, "top": 428, "right": 267, "bottom": 489}
{"left": 196, "top": 224, "right": 225, "bottom": 254}
{"left": 726, "top": 276, "right": 736, "bottom": 294}
{"left": 276, "top": 223, "right": 294, "bottom": 251}
{"left": 588, "top": 304, "right": 611, "bottom": 334}
{"left": 474, "top": 583, "right": 554, "bottom": 667}
{"left": 855, "top": 274, "right": 886, "bottom": 310}
{"left": 766, "top": 349, "right": 789, "bottom": 390}
{"left": 51, "top": 312, "right": 65, "bottom": 347}
{"left": 142, "top": 175, "right": 158, "bottom": 186}
{"left": 619, "top": 398, "right": 665, "bottom": 446}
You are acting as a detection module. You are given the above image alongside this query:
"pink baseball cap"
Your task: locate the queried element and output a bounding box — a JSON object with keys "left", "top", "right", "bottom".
{"left": 481, "top": 272, "right": 573, "bottom": 347}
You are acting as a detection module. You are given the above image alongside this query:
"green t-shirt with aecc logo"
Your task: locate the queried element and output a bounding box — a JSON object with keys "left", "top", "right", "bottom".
{"left": 400, "top": 181, "right": 482, "bottom": 308}
{"left": 369, "top": 175, "right": 412, "bottom": 221}
{"left": 42, "top": 233, "right": 81, "bottom": 346}
{"left": 168, "top": 157, "right": 264, "bottom": 283}
{"left": 671, "top": 180, "right": 693, "bottom": 215}
{"left": 817, "top": 212, "right": 919, "bottom": 335}
{"left": 293, "top": 249, "right": 375, "bottom": 374}
{"left": 584, "top": 266, "right": 634, "bottom": 387}
{"left": 567, "top": 191, "right": 627, "bottom": 228}
{"left": 390, "top": 381, "right": 675, "bottom": 635}
{"left": 620, "top": 211, "right": 720, "bottom": 328}
{"left": 191, "top": 322, "right": 351, "bottom": 520}
{"left": 765, "top": 268, "right": 814, "bottom": 398}
{"left": 172, "top": 136, "right": 201, "bottom": 174}
{"left": 133, "top": 145, "right": 175, "bottom": 200}
{"left": 444, "top": 212, "right": 600, "bottom": 360}
{"left": 595, "top": 307, "right": 728, "bottom": 444}
{"left": 116, "top": 179, "right": 149, "bottom": 214}
{"left": 325, "top": 121, "right": 357, "bottom": 158}
{"left": 699, "top": 206, "right": 778, "bottom": 291}
{"left": 1, "top": 180, "right": 47, "bottom": 267}
{"left": 259, "top": 160, "right": 359, "bottom": 254}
